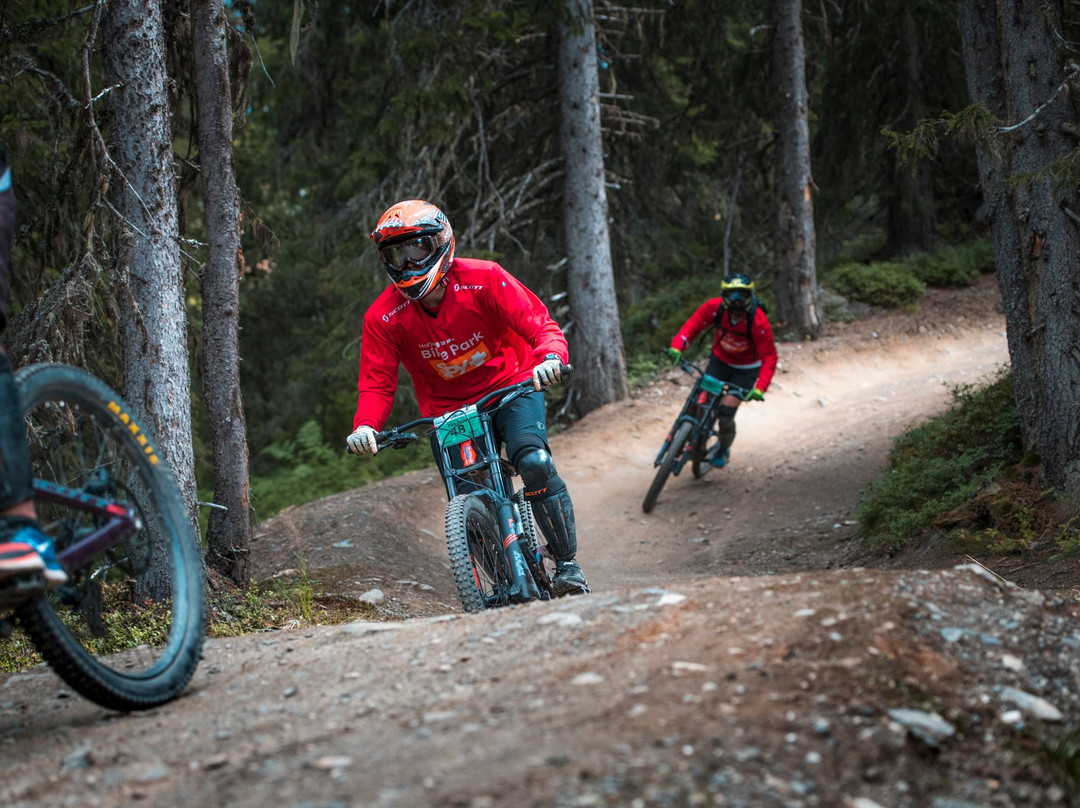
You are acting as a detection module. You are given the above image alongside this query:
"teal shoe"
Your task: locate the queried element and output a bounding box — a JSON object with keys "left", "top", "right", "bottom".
{"left": 710, "top": 449, "right": 730, "bottom": 469}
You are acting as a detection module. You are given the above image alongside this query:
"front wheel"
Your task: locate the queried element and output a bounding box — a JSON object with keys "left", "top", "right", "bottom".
{"left": 13, "top": 363, "right": 206, "bottom": 712}
{"left": 445, "top": 494, "right": 512, "bottom": 612}
{"left": 643, "top": 421, "right": 693, "bottom": 514}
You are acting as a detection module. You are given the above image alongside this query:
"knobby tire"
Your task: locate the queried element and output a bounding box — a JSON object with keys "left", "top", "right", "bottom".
{"left": 445, "top": 494, "right": 512, "bottom": 612}
{"left": 13, "top": 364, "right": 206, "bottom": 712}
{"left": 642, "top": 420, "right": 694, "bottom": 514}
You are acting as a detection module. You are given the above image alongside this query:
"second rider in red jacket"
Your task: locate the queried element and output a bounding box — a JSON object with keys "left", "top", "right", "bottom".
{"left": 668, "top": 273, "right": 778, "bottom": 469}
{"left": 346, "top": 199, "right": 589, "bottom": 597}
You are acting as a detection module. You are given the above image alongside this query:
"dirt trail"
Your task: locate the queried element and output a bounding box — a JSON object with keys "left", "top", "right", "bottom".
{"left": 8, "top": 276, "right": 1080, "bottom": 808}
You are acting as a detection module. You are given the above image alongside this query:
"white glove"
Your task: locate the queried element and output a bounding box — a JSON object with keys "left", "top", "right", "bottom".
{"left": 347, "top": 425, "right": 379, "bottom": 456}
{"left": 532, "top": 357, "right": 562, "bottom": 391}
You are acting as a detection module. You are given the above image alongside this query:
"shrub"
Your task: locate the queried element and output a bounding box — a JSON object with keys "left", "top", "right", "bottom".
{"left": 856, "top": 369, "right": 1021, "bottom": 549}
{"left": 823, "top": 230, "right": 888, "bottom": 270}
{"left": 825, "top": 261, "right": 925, "bottom": 309}
{"left": 250, "top": 420, "right": 432, "bottom": 519}
{"left": 621, "top": 275, "right": 726, "bottom": 363}
{"left": 905, "top": 240, "right": 995, "bottom": 287}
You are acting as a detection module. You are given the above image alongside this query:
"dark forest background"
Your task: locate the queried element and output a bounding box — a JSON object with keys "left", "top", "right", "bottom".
{"left": 1, "top": 1, "right": 992, "bottom": 518}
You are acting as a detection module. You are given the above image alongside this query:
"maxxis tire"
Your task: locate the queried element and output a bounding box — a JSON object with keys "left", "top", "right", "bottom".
{"left": 445, "top": 494, "right": 510, "bottom": 612}
{"left": 643, "top": 420, "right": 693, "bottom": 514}
{"left": 13, "top": 363, "right": 206, "bottom": 712}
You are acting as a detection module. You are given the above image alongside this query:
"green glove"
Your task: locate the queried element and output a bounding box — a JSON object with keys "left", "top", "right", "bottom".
{"left": 746, "top": 387, "right": 765, "bottom": 402}
{"left": 666, "top": 347, "right": 682, "bottom": 363}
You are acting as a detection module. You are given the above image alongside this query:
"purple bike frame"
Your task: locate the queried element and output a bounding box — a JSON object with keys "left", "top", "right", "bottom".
{"left": 32, "top": 478, "right": 141, "bottom": 571}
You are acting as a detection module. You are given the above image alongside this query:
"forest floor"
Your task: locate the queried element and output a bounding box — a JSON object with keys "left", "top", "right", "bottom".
{"left": 5, "top": 273, "right": 1080, "bottom": 808}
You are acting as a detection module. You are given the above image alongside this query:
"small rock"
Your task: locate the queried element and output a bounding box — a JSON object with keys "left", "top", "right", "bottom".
{"left": 998, "top": 686, "right": 1063, "bottom": 721}
{"left": 572, "top": 672, "right": 604, "bottom": 686}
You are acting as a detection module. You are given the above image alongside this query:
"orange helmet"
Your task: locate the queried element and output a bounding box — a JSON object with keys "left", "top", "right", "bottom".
{"left": 370, "top": 199, "right": 455, "bottom": 300}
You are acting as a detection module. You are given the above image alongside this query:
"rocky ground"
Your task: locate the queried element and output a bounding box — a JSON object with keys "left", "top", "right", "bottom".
{"left": 4, "top": 274, "right": 1080, "bottom": 808}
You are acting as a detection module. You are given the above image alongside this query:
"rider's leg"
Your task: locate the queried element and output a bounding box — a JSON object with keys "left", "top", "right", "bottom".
{"left": 0, "top": 353, "right": 65, "bottom": 585}
{"left": 704, "top": 357, "right": 759, "bottom": 468}
{"left": 516, "top": 448, "right": 588, "bottom": 595}
{"left": 716, "top": 402, "right": 739, "bottom": 452}
{"left": 498, "top": 391, "right": 588, "bottom": 595}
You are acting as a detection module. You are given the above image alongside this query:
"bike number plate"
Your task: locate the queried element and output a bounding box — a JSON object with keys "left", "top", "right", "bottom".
{"left": 700, "top": 374, "right": 725, "bottom": 395}
{"left": 434, "top": 404, "right": 484, "bottom": 448}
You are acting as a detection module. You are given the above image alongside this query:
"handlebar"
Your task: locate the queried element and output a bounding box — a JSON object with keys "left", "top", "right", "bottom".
{"left": 673, "top": 356, "right": 753, "bottom": 401}
{"left": 356, "top": 364, "right": 574, "bottom": 453}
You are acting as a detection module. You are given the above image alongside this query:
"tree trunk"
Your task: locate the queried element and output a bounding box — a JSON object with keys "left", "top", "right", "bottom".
{"left": 103, "top": 0, "right": 198, "bottom": 597}
{"left": 959, "top": 0, "right": 1080, "bottom": 504}
{"left": 771, "top": 0, "right": 821, "bottom": 340}
{"left": 886, "top": 9, "right": 937, "bottom": 256}
{"left": 558, "top": 0, "right": 628, "bottom": 415}
{"left": 193, "top": 0, "right": 252, "bottom": 584}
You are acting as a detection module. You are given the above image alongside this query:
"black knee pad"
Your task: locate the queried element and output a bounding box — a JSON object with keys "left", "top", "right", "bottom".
{"left": 516, "top": 449, "right": 567, "bottom": 498}
{"left": 716, "top": 404, "right": 738, "bottom": 433}
{"left": 518, "top": 451, "right": 577, "bottom": 562}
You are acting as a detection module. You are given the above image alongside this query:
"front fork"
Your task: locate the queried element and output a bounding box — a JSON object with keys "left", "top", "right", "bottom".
{"left": 497, "top": 498, "right": 541, "bottom": 602}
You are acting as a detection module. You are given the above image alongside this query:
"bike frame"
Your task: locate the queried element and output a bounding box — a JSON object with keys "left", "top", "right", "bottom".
{"left": 31, "top": 479, "right": 141, "bottom": 572}
{"left": 653, "top": 359, "right": 749, "bottom": 474}
{"left": 375, "top": 377, "right": 559, "bottom": 605}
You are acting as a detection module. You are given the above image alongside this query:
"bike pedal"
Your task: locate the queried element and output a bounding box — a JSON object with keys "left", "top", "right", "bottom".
{"left": 0, "top": 572, "right": 47, "bottom": 610}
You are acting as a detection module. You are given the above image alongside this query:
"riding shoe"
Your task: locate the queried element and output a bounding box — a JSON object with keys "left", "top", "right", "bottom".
{"left": 551, "top": 559, "right": 590, "bottom": 597}
{"left": 0, "top": 519, "right": 67, "bottom": 586}
{"left": 710, "top": 448, "right": 730, "bottom": 469}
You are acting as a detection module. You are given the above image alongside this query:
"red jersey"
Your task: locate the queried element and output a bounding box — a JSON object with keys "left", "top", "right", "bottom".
{"left": 670, "top": 299, "right": 778, "bottom": 392}
{"left": 353, "top": 258, "right": 568, "bottom": 429}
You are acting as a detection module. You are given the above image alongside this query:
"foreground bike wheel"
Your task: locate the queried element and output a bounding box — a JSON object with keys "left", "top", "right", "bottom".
{"left": 445, "top": 493, "right": 514, "bottom": 612}
{"left": 13, "top": 364, "right": 205, "bottom": 711}
{"left": 643, "top": 420, "right": 693, "bottom": 514}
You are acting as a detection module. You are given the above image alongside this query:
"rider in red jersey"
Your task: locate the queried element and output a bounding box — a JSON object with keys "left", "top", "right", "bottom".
{"left": 347, "top": 199, "right": 588, "bottom": 596}
{"left": 667, "top": 273, "right": 778, "bottom": 468}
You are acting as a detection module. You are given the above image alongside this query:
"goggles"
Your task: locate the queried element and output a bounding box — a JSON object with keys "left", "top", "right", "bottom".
{"left": 723, "top": 288, "right": 752, "bottom": 304}
{"left": 379, "top": 235, "right": 439, "bottom": 277}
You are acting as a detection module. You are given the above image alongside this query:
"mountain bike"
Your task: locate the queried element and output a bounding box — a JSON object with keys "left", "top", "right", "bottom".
{"left": 0, "top": 363, "right": 206, "bottom": 711}
{"left": 642, "top": 357, "right": 751, "bottom": 513}
{"left": 367, "top": 369, "right": 572, "bottom": 612}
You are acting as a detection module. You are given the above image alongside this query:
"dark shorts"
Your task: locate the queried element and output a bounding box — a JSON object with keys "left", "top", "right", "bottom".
{"left": 705, "top": 355, "right": 760, "bottom": 395}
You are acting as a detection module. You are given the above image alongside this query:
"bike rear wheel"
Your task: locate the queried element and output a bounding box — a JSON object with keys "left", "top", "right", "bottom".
{"left": 642, "top": 420, "right": 693, "bottom": 513}
{"left": 13, "top": 364, "right": 206, "bottom": 711}
{"left": 445, "top": 494, "right": 512, "bottom": 612}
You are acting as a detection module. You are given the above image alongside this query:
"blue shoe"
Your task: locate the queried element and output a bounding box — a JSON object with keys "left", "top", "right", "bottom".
{"left": 710, "top": 449, "right": 730, "bottom": 469}
{"left": 0, "top": 521, "right": 67, "bottom": 587}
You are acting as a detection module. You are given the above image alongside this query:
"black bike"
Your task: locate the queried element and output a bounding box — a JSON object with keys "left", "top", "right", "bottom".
{"left": 369, "top": 370, "right": 571, "bottom": 612}
{"left": 642, "top": 358, "right": 751, "bottom": 513}
{"left": 1, "top": 364, "right": 206, "bottom": 711}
